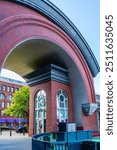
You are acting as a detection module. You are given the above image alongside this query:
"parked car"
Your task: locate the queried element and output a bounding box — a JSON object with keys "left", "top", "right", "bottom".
{"left": 0, "top": 126, "right": 13, "bottom": 130}
{"left": 16, "top": 126, "right": 27, "bottom": 133}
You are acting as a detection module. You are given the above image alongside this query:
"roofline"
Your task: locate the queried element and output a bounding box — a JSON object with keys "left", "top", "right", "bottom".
{"left": 0, "top": 76, "right": 27, "bottom": 86}
{"left": 11, "top": 0, "right": 100, "bottom": 77}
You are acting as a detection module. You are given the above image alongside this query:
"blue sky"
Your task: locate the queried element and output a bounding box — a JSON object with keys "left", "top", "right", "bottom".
{"left": 50, "top": 0, "right": 100, "bottom": 62}
{"left": 50, "top": 0, "right": 100, "bottom": 93}
{"left": 1, "top": 0, "right": 100, "bottom": 93}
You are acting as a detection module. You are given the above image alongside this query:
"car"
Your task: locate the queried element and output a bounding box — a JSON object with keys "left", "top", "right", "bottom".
{"left": 1, "top": 126, "right": 13, "bottom": 131}
{"left": 16, "top": 126, "right": 27, "bottom": 133}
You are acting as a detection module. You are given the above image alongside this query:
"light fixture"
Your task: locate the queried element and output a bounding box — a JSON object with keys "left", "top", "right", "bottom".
{"left": 82, "top": 103, "right": 98, "bottom": 116}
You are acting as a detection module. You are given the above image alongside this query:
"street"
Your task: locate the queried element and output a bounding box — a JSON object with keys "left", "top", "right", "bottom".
{"left": 0, "top": 130, "right": 32, "bottom": 150}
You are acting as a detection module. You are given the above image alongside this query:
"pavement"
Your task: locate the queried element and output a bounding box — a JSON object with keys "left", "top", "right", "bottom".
{"left": 0, "top": 130, "right": 32, "bottom": 150}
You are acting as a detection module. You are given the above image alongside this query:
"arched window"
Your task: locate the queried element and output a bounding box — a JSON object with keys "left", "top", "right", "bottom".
{"left": 7, "top": 86, "right": 11, "bottom": 92}
{"left": 57, "top": 89, "right": 68, "bottom": 122}
{"left": 11, "top": 87, "right": 14, "bottom": 92}
{"left": 34, "top": 90, "right": 46, "bottom": 134}
{"left": 0, "top": 93, "right": 5, "bottom": 100}
{"left": 2, "top": 102, "right": 4, "bottom": 108}
{"left": 8, "top": 94, "right": 12, "bottom": 100}
{"left": 3, "top": 85, "right": 6, "bottom": 91}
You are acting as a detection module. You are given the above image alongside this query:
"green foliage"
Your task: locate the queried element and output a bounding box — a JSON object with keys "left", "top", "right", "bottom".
{"left": 4, "top": 86, "right": 29, "bottom": 119}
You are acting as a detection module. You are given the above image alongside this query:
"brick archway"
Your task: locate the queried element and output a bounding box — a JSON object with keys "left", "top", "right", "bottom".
{"left": 0, "top": 14, "right": 95, "bottom": 101}
{"left": 0, "top": 1, "right": 99, "bottom": 135}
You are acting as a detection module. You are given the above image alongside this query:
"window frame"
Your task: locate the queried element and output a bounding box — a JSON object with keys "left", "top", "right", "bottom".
{"left": 57, "top": 89, "right": 68, "bottom": 122}
{"left": 0, "top": 93, "right": 5, "bottom": 100}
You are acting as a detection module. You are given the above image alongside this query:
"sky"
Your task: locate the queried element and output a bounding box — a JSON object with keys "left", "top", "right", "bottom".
{"left": 0, "top": 0, "right": 100, "bottom": 93}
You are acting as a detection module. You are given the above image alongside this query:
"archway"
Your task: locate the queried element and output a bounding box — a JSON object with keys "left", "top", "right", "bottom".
{"left": 2, "top": 38, "right": 96, "bottom": 135}
{"left": 0, "top": 0, "right": 99, "bottom": 136}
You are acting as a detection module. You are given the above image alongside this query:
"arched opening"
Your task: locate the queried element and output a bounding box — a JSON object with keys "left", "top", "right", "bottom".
{"left": 2, "top": 38, "right": 88, "bottom": 127}
{"left": 0, "top": 1, "right": 99, "bottom": 135}
{"left": 0, "top": 93, "right": 5, "bottom": 100}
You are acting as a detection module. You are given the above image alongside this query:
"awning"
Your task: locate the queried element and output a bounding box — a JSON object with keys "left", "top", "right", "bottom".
{"left": 0, "top": 118, "right": 28, "bottom": 123}
{"left": 7, "top": 118, "right": 15, "bottom": 123}
{"left": 23, "top": 119, "right": 28, "bottom": 123}
{"left": 15, "top": 118, "right": 23, "bottom": 123}
{"left": 0, "top": 118, "right": 7, "bottom": 122}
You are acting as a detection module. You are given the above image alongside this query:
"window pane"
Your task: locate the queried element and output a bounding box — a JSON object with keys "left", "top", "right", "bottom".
{"left": 59, "top": 95, "right": 64, "bottom": 102}
{"left": 11, "top": 87, "right": 14, "bottom": 92}
{"left": 58, "top": 90, "right": 61, "bottom": 96}
{"left": 65, "top": 109, "right": 68, "bottom": 119}
{"left": 7, "top": 103, "right": 10, "bottom": 108}
{"left": 35, "top": 110, "right": 38, "bottom": 118}
{"left": 65, "top": 100, "right": 68, "bottom": 108}
{"left": 3, "top": 85, "right": 6, "bottom": 91}
{"left": 0, "top": 85, "right": 2, "bottom": 90}
{"left": 34, "top": 90, "right": 46, "bottom": 121}
{"left": 60, "top": 102, "right": 64, "bottom": 108}
{"left": 59, "top": 109, "right": 65, "bottom": 118}
{"left": 44, "top": 110, "right": 46, "bottom": 118}
{"left": 35, "top": 100, "right": 38, "bottom": 108}
{"left": 57, "top": 89, "right": 68, "bottom": 121}
{"left": 43, "top": 99, "right": 46, "bottom": 107}
{"left": 8, "top": 95, "right": 12, "bottom": 100}
{"left": 7, "top": 86, "right": 10, "bottom": 92}
{"left": 0, "top": 93, "right": 5, "bottom": 100}
{"left": 38, "top": 109, "right": 43, "bottom": 118}
{"left": 2, "top": 102, "right": 4, "bottom": 108}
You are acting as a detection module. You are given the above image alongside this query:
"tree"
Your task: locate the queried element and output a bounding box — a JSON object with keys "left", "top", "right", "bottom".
{"left": 4, "top": 86, "right": 29, "bottom": 120}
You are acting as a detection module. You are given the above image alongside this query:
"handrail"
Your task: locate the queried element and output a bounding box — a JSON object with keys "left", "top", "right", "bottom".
{"left": 33, "top": 130, "right": 100, "bottom": 142}
{"left": 32, "top": 131, "right": 100, "bottom": 150}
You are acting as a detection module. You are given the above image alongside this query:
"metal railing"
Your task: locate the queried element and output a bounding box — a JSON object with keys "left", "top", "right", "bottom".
{"left": 32, "top": 131, "right": 100, "bottom": 150}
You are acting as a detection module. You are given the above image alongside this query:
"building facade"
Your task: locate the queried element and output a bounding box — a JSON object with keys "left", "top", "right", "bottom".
{"left": 0, "top": 76, "right": 26, "bottom": 127}
{"left": 0, "top": 0, "right": 100, "bottom": 136}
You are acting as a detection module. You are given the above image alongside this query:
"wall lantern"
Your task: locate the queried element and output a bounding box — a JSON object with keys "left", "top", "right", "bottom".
{"left": 82, "top": 103, "right": 98, "bottom": 116}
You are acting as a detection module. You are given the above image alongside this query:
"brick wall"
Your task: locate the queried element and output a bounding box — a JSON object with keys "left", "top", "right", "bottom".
{"left": 29, "top": 80, "right": 73, "bottom": 136}
{"left": 0, "top": 80, "right": 22, "bottom": 117}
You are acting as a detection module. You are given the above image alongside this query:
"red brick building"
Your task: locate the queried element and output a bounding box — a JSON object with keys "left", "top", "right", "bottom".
{"left": 0, "top": 0, "right": 100, "bottom": 136}
{"left": 0, "top": 76, "right": 26, "bottom": 127}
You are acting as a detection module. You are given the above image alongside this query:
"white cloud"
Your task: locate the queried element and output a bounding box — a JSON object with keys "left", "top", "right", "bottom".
{"left": 0, "top": 69, "right": 25, "bottom": 82}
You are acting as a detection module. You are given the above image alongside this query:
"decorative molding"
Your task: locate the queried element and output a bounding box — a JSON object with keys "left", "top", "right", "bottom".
{"left": 24, "top": 64, "right": 70, "bottom": 86}
{"left": 0, "top": 76, "right": 26, "bottom": 86}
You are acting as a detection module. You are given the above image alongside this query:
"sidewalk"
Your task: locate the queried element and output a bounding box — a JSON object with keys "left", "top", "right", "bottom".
{"left": 0, "top": 130, "right": 32, "bottom": 150}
